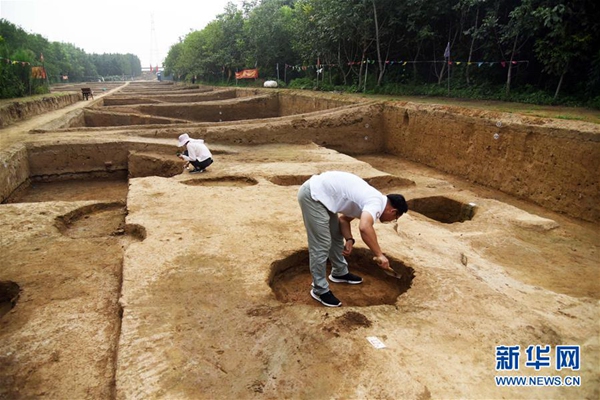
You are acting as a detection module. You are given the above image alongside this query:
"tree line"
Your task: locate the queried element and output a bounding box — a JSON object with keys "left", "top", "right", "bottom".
{"left": 0, "top": 18, "right": 142, "bottom": 99}
{"left": 164, "top": 0, "right": 600, "bottom": 107}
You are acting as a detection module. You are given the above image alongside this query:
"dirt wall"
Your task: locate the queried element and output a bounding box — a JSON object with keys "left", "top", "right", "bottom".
{"left": 0, "top": 93, "right": 79, "bottom": 128}
{"left": 102, "top": 89, "right": 237, "bottom": 106}
{"left": 382, "top": 102, "right": 600, "bottom": 222}
{"left": 24, "top": 141, "right": 178, "bottom": 179}
{"left": 0, "top": 146, "right": 30, "bottom": 202}
{"left": 133, "top": 94, "right": 279, "bottom": 122}
{"left": 233, "top": 88, "right": 357, "bottom": 116}
{"left": 82, "top": 110, "right": 190, "bottom": 127}
{"left": 152, "top": 103, "right": 386, "bottom": 155}
{"left": 128, "top": 151, "right": 183, "bottom": 178}
{"left": 277, "top": 91, "right": 358, "bottom": 116}
{"left": 27, "top": 142, "right": 129, "bottom": 178}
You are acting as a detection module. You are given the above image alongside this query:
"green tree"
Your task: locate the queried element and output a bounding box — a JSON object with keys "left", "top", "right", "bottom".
{"left": 529, "top": 0, "right": 598, "bottom": 99}
{"left": 161, "top": 0, "right": 598, "bottom": 105}
{"left": 244, "top": 0, "right": 297, "bottom": 79}
{"left": 495, "top": 0, "right": 535, "bottom": 96}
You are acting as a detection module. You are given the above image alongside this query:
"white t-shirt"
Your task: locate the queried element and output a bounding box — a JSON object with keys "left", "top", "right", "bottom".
{"left": 309, "top": 171, "right": 387, "bottom": 221}
{"left": 182, "top": 139, "right": 212, "bottom": 162}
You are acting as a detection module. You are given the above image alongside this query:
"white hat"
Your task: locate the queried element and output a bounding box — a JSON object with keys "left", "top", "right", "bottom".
{"left": 177, "top": 133, "right": 190, "bottom": 147}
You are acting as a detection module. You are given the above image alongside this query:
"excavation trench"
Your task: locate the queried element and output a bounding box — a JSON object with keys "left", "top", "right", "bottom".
{"left": 48, "top": 90, "right": 356, "bottom": 129}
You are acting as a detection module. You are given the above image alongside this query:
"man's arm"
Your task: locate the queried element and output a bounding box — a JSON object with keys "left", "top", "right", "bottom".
{"left": 339, "top": 215, "right": 355, "bottom": 256}
{"left": 338, "top": 215, "right": 354, "bottom": 240}
{"left": 185, "top": 144, "right": 199, "bottom": 161}
{"left": 358, "top": 211, "right": 392, "bottom": 271}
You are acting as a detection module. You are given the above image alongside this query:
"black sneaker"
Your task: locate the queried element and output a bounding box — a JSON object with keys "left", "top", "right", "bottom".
{"left": 310, "top": 289, "right": 342, "bottom": 307}
{"left": 329, "top": 272, "right": 363, "bottom": 284}
{"left": 189, "top": 168, "right": 205, "bottom": 174}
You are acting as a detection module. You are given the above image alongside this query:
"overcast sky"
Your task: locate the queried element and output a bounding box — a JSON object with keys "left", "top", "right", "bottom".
{"left": 1, "top": 0, "right": 238, "bottom": 68}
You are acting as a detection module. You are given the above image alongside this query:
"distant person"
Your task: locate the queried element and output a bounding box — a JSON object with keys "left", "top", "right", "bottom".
{"left": 297, "top": 171, "right": 408, "bottom": 307}
{"left": 191, "top": 75, "right": 196, "bottom": 84}
{"left": 177, "top": 133, "right": 213, "bottom": 174}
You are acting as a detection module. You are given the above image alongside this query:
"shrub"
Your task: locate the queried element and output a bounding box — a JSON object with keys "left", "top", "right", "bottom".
{"left": 288, "top": 77, "right": 314, "bottom": 90}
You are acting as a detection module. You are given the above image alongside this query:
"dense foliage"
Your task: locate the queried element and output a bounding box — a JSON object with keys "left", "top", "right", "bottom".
{"left": 0, "top": 19, "right": 142, "bottom": 99}
{"left": 164, "top": 0, "right": 600, "bottom": 107}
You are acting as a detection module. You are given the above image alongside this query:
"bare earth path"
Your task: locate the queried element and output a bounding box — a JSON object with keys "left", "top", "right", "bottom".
{"left": 0, "top": 82, "right": 128, "bottom": 148}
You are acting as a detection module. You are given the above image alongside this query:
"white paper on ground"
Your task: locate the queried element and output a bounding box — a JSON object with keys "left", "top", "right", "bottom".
{"left": 367, "top": 336, "right": 386, "bottom": 349}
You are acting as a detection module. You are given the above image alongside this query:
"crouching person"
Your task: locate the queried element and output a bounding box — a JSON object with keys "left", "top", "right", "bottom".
{"left": 177, "top": 133, "right": 214, "bottom": 173}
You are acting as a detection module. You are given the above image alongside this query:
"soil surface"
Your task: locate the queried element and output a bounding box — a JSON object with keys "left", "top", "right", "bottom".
{"left": 0, "top": 83, "right": 598, "bottom": 399}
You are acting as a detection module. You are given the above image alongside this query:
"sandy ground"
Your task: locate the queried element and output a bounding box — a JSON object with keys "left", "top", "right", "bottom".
{"left": 0, "top": 83, "right": 598, "bottom": 399}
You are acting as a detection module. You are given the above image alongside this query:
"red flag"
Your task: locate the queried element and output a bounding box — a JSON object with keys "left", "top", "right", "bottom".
{"left": 235, "top": 69, "right": 259, "bottom": 79}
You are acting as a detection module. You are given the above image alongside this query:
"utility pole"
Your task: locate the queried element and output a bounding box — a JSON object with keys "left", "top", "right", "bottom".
{"left": 444, "top": 42, "right": 450, "bottom": 96}
{"left": 150, "top": 14, "right": 160, "bottom": 74}
{"left": 364, "top": 59, "right": 368, "bottom": 92}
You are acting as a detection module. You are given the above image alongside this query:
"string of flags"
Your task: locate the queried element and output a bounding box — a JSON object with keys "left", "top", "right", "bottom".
{"left": 1, "top": 57, "right": 34, "bottom": 66}
{"left": 285, "top": 60, "right": 529, "bottom": 71}
{"left": 2, "top": 54, "right": 48, "bottom": 79}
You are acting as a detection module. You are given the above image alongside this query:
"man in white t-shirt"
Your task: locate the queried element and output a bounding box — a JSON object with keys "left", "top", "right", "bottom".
{"left": 177, "top": 133, "right": 214, "bottom": 173}
{"left": 297, "top": 171, "right": 408, "bottom": 307}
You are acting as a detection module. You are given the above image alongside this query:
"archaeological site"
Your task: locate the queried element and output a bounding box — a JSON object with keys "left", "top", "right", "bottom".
{"left": 0, "top": 81, "right": 598, "bottom": 399}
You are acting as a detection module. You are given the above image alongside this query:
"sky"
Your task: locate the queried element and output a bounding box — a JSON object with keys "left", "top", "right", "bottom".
{"left": 0, "top": 0, "right": 238, "bottom": 69}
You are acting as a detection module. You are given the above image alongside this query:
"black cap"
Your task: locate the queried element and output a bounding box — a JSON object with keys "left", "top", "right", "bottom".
{"left": 387, "top": 194, "right": 408, "bottom": 215}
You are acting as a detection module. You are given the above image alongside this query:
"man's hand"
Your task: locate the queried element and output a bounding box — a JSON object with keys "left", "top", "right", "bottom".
{"left": 373, "top": 255, "right": 393, "bottom": 273}
{"left": 342, "top": 240, "right": 354, "bottom": 256}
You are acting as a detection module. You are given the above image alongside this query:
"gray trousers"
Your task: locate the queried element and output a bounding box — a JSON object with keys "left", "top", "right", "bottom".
{"left": 298, "top": 181, "right": 349, "bottom": 294}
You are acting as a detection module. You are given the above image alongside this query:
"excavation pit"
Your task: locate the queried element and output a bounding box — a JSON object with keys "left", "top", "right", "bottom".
{"left": 0, "top": 281, "right": 20, "bottom": 319}
{"left": 408, "top": 196, "right": 476, "bottom": 224}
{"left": 363, "top": 175, "right": 415, "bottom": 190}
{"left": 54, "top": 202, "right": 128, "bottom": 238}
{"left": 4, "top": 175, "right": 128, "bottom": 204}
{"left": 268, "top": 174, "right": 313, "bottom": 186}
{"left": 269, "top": 248, "right": 414, "bottom": 307}
{"left": 1, "top": 141, "right": 210, "bottom": 203}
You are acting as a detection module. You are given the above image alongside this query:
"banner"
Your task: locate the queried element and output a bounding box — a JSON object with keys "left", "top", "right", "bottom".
{"left": 31, "top": 67, "right": 46, "bottom": 79}
{"left": 235, "top": 69, "right": 258, "bottom": 79}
